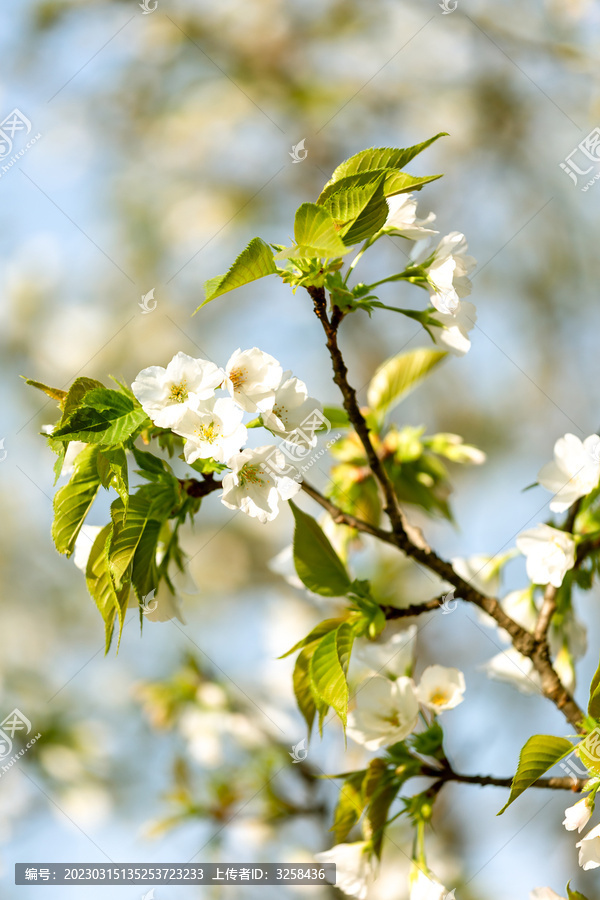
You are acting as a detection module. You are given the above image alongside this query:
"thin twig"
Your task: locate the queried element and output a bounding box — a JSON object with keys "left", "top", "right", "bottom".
{"left": 306, "top": 284, "right": 586, "bottom": 732}
{"left": 421, "top": 765, "right": 586, "bottom": 793}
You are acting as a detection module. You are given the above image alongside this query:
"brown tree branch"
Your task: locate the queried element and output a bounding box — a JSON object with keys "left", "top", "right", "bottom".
{"left": 307, "top": 285, "right": 585, "bottom": 732}
{"left": 420, "top": 765, "right": 586, "bottom": 793}
{"left": 178, "top": 474, "right": 222, "bottom": 498}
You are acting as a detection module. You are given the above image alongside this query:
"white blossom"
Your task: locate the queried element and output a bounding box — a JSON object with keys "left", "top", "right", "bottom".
{"left": 42, "top": 425, "right": 88, "bottom": 477}
{"left": 354, "top": 625, "right": 417, "bottom": 679}
{"left": 224, "top": 347, "right": 283, "bottom": 413}
{"left": 420, "top": 231, "right": 476, "bottom": 315}
{"left": 173, "top": 396, "right": 247, "bottom": 464}
{"left": 132, "top": 351, "right": 224, "bottom": 427}
{"left": 429, "top": 300, "right": 477, "bottom": 356}
{"left": 261, "top": 372, "right": 322, "bottom": 447}
{"left": 576, "top": 822, "right": 600, "bottom": 869}
{"left": 73, "top": 524, "right": 103, "bottom": 573}
{"left": 314, "top": 842, "right": 373, "bottom": 900}
{"left": 383, "top": 193, "right": 438, "bottom": 240}
{"left": 221, "top": 446, "right": 301, "bottom": 524}
{"left": 482, "top": 647, "right": 542, "bottom": 695}
{"left": 563, "top": 796, "right": 593, "bottom": 833}
{"left": 410, "top": 868, "right": 454, "bottom": 900}
{"left": 549, "top": 611, "right": 588, "bottom": 692}
{"left": 516, "top": 524, "right": 576, "bottom": 588}
{"left": 451, "top": 554, "right": 503, "bottom": 596}
{"left": 501, "top": 588, "right": 539, "bottom": 632}
{"left": 416, "top": 665, "right": 466, "bottom": 713}
{"left": 538, "top": 433, "right": 600, "bottom": 513}
{"left": 529, "top": 890, "right": 566, "bottom": 900}
{"left": 179, "top": 708, "right": 263, "bottom": 768}
{"left": 347, "top": 675, "right": 419, "bottom": 750}
{"left": 139, "top": 583, "right": 185, "bottom": 624}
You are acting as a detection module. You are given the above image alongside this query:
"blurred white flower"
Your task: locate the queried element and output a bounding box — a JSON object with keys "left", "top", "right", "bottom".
{"left": 73, "top": 524, "right": 103, "bottom": 573}
{"left": 354, "top": 625, "right": 417, "bottom": 679}
{"left": 55, "top": 783, "right": 112, "bottom": 828}
{"left": 224, "top": 347, "right": 283, "bottom": 413}
{"left": 142, "top": 582, "right": 185, "bottom": 624}
{"left": 347, "top": 675, "right": 419, "bottom": 750}
{"left": 269, "top": 544, "right": 304, "bottom": 590}
{"left": 538, "top": 433, "right": 600, "bottom": 513}
{"left": 416, "top": 665, "right": 465, "bottom": 713}
{"left": 420, "top": 232, "right": 476, "bottom": 314}
{"left": 577, "top": 822, "right": 600, "bottom": 869}
{"left": 429, "top": 300, "right": 477, "bottom": 356}
{"left": 383, "top": 193, "right": 438, "bottom": 240}
{"left": 563, "top": 796, "right": 593, "bottom": 833}
{"left": 482, "top": 647, "right": 541, "bottom": 695}
{"left": 548, "top": 610, "right": 587, "bottom": 692}
{"left": 196, "top": 682, "right": 228, "bottom": 709}
{"left": 501, "top": 588, "right": 538, "bottom": 632}
{"left": 516, "top": 524, "right": 576, "bottom": 587}
{"left": 132, "top": 351, "right": 224, "bottom": 427}
{"left": 61, "top": 440, "right": 89, "bottom": 476}
{"left": 173, "top": 396, "right": 247, "bottom": 464}
{"left": 451, "top": 554, "right": 503, "bottom": 596}
{"left": 315, "top": 842, "right": 373, "bottom": 900}
{"left": 179, "top": 709, "right": 226, "bottom": 767}
{"left": 221, "top": 446, "right": 301, "bottom": 523}
{"left": 410, "top": 867, "right": 453, "bottom": 900}
{"left": 42, "top": 425, "right": 88, "bottom": 477}
{"left": 261, "top": 372, "right": 322, "bottom": 446}
{"left": 530, "top": 890, "right": 566, "bottom": 900}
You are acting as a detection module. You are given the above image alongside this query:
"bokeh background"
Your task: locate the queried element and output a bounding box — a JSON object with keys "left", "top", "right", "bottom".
{"left": 2, "top": 0, "right": 600, "bottom": 897}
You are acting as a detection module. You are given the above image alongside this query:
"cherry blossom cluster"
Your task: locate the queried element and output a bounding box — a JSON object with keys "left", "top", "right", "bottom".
{"left": 383, "top": 194, "right": 477, "bottom": 356}
{"left": 131, "top": 349, "right": 324, "bottom": 523}
{"left": 316, "top": 625, "right": 465, "bottom": 899}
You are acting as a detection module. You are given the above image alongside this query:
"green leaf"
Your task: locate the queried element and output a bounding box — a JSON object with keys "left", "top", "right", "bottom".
{"left": 52, "top": 388, "right": 149, "bottom": 444}
{"left": 322, "top": 406, "right": 350, "bottom": 430}
{"left": 131, "top": 518, "right": 161, "bottom": 601}
{"left": 409, "top": 722, "right": 445, "bottom": 759}
{"left": 497, "top": 735, "right": 574, "bottom": 814}
{"left": 363, "top": 767, "right": 399, "bottom": 858}
{"left": 85, "top": 524, "right": 129, "bottom": 653}
{"left": 276, "top": 203, "right": 350, "bottom": 259}
{"left": 367, "top": 348, "right": 446, "bottom": 418}
{"left": 23, "top": 377, "right": 67, "bottom": 406}
{"left": 588, "top": 654, "right": 600, "bottom": 718}
{"left": 51, "top": 445, "right": 101, "bottom": 556}
{"left": 331, "top": 771, "right": 367, "bottom": 842}
{"left": 310, "top": 625, "right": 355, "bottom": 726}
{"left": 567, "top": 881, "right": 590, "bottom": 900}
{"left": 323, "top": 135, "right": 448, "bottom": 189}
{"left": 109, "top": 493, "right": 155, "bottom": 589}
{"left": 290, "top": 501, "right": 352, "bottom": 596}
{"left": 199, "top": 237, "right": 278, "bottom": 308}
{"left": 382, "top": 170, "right": 443, "bottom": 198}
{"left": 336, "top": 621, "right": 356, "bottom": 677}
{"left": 97, "top": 446, "right": 129, "bottom": 506}
{"left": 132, "top": 446, "right": 175, "bottom": 483}
{"left": 321, "top": 175, "right": 389, "bottom": 245}
{"left": 59, "top": 377, "right": 106, "bottom": 426}
{"left": 293, "top": 645, "right": 320, "bottom": 735}
{"left": 363, "top": 758, "right": 389, "bottom": 803}
{"left": 318, "top": 169, "right": 442, "bottom": 206}
{"left": 280, "top": 618, "right": 346, "bottom": 658}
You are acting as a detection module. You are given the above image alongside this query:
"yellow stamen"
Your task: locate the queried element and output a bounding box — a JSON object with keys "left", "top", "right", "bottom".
{"left": 239, "top": 464, "right": 269, "bottom": 488}
{"left": 196, "top": 422, "right": 219, "bottom": 443}
{"left": 430, "top": 690, "right": 449, "bottom": 707}
{"left": 169, "top": 380, "right": 188, "bottom": 403}
{"left": 229, "top": 367, "right": 247, "bottom": 389}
